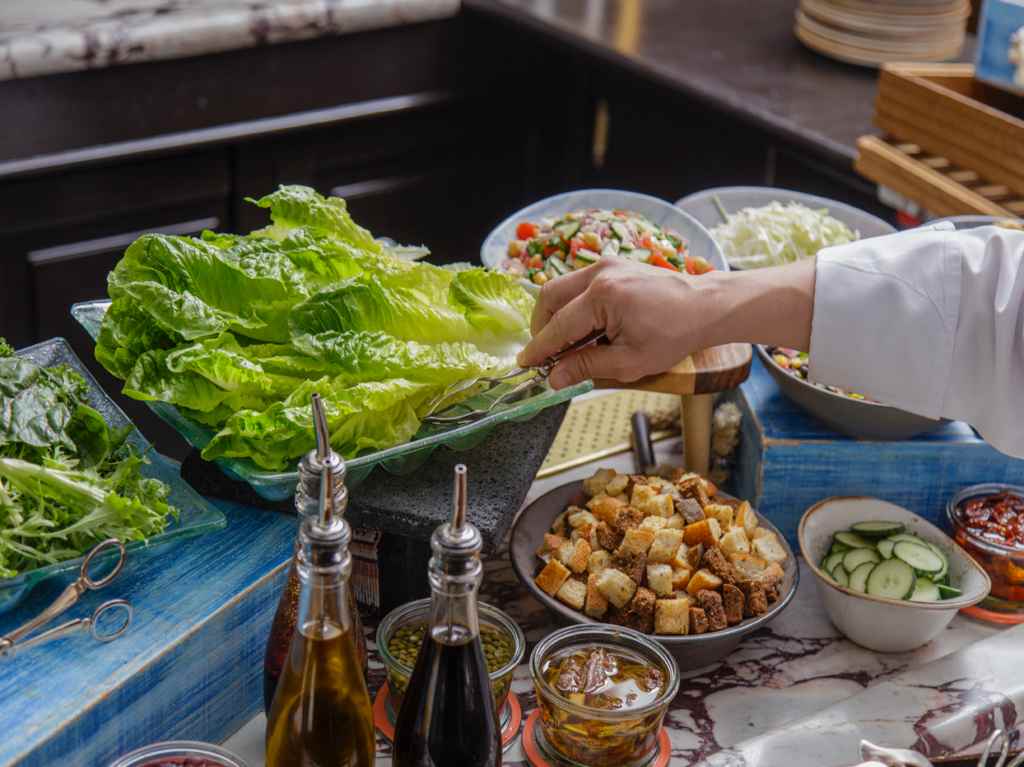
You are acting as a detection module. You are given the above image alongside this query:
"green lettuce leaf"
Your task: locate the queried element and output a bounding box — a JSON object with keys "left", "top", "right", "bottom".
{"left": 450, "top": 268, "right": 534, "bottom": 336}
{"left": 247, "top": 185, "right": 381, "bottom": 253}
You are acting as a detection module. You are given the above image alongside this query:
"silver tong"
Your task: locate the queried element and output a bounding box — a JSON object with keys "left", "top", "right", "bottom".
{"left": 0, "top": 538, "right": 132, "bottom": 659}
{"left": 856, "top": 732, "right": 1023, "bottom": 767}
{"left": 422, "top": 329, "right": 609, "bottom": 426}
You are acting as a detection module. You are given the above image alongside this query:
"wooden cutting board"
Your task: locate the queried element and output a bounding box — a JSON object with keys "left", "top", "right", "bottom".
{"left": 594, "top": 342, "right": 752, "bottom": 395}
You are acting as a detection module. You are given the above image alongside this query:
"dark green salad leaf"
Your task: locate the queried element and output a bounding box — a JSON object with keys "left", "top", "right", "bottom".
{"left": 0, "top": 343, "right": 176, "bottom": 578}
{"left": 96, "top": 185, "right": 534, "bottom": 471}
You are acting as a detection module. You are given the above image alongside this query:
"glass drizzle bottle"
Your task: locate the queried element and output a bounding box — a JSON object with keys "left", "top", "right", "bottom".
{"left": 392, "top": 464, "right": 502, "bottom": 767}
{"left": 263, "top": 397, "right": 368, "bottom": 712}
{"left": 265, "top": 394, "right": 375, "bottom": 767}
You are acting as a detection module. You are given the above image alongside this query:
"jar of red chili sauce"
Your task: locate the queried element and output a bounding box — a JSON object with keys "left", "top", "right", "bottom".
{"left": 947, "top": 483, "right": 1024, "bottom": 623}
{"left": 109, "top": 741, "right": 249, "bottom": 767}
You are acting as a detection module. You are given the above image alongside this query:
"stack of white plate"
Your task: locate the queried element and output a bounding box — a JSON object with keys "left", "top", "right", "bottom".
{"left": 795, "top": 0, "right": 971, "bottom": 67}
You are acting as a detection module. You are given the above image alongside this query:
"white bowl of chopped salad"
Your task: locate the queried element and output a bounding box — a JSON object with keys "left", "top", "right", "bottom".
{"left": 675, "top": 186, "right": 895, "bottom": 270}
{"left": 481, "top": 189, "right": 727, "bottom": 288}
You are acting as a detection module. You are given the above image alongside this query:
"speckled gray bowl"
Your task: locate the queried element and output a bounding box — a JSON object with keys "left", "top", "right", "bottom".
{"left": 510, "top": 479, "right": 799, "bottom": 672}
{"left": 755, "top": 345, "right": 947, "bottom": 441}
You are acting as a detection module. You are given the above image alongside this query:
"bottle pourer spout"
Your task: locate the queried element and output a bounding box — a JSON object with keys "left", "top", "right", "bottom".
{"left": 319, "top": 462, "right": 334, "bottom": 529}
{"left": 451, "top": 464, "right": 467, "bottom": 533}
{"left": 312, "top": 393, "right": 330, "bottom": 463}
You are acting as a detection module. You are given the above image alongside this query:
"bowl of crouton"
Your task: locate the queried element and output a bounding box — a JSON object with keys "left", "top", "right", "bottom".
{"left": 510, "top": 467, "right": 798, "bottom": 670}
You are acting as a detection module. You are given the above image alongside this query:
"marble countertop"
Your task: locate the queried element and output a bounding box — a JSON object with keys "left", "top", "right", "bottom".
{"left": 0, "top": 0, "right": 460, "bottom": 81}
{"left": 224, "top": 447, "right": 1014, "bottom": 766}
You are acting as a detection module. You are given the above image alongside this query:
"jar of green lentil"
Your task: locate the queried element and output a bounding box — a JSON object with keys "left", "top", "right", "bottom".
{"left": 376, "top": 598, "right": 525, "bottom": 720}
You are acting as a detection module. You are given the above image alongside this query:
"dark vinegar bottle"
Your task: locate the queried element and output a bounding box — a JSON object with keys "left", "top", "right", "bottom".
{"left": 392, "top": 465, "right": 501, "bottom": 767}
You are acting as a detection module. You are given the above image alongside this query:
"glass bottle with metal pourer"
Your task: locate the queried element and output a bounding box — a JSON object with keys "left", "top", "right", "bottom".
{"left": 263, "top": 394, "right": 368, "bottom": 712}
{"left": 392, "top": 464, "right": 502, "bottom": 767}
{"left": 265, "top": 395, "right": 375, "bottom": 767}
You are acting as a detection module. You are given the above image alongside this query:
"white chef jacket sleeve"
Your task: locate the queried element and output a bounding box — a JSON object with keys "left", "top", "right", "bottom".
{"left": 808, "top": 225, "right": 1024, "bottom": 457}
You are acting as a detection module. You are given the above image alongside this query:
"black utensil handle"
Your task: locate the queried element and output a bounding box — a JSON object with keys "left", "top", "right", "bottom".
{"left": 631, "top": 411, "right": 656, "bottom": 474}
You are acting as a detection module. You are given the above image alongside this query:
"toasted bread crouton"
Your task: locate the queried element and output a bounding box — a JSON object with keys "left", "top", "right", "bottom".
{"left": 639, "top": 516, "right": 668, "bottom": 533}
{"left": 671, "top": 543, "right": 691, "bottom": 570}
{"left": 640, "top": 493, "right": 675, "bottom": 519}
{"left": 763, "top": 561, "right": 785, "bottom": 585}
{"left": 613, "top": 551, "right": 647, "bottom": 584}
{"left": 566, "top": 539, "right": 591, "bottom": 574}
{"left": 729, "top": 552, "right": 769, "bottom": 580}
{"left": 676, "top": 473, "right": 710, "bottom": 508}
{"left": 722, "top": 583, "right": 744, "bottom": 625}
{"left": 556, "top": 578, "right": 587, "bottom": 610}
{"left": 707, "top": 517, "right": 722, "bottom": 542}
{"left": 537, "top": 533, "right": 565, "bottom": 558}
{"left": 683, "top": 519, "right": 716, "bottom": 547}
{"left": 689, "top": 606, "right": 709, "bottom": 635}
{"left": 595, "top": 521, "right": 624, "bottom": 552}
{"left": 752, "top": 531, "right": 787, "bottom": 563}
{"left": 596, "top": 568, "right": 637, "bottom": 608}
{"left": 697, "top": 589, "right": 728, "bottom": 631}
{"left": 655, "top": 597, "right": 691, "bottom": 635}
{"left": 556, "top": 540, "right": 575, "bottom": 566}
{"left": 734, "top": 501, "right": 759, "bottom": 537}
{"left": 647, "top": 528, "right": 686, "bottom": 563}
{"left": 584, "top": 468, "right": 617, "bottom": 497}
{"left": 613, "top": 493, "right": 630, "bottom": 504}
{"left": 702, "top": 546, "right": 739, "bottom": 585}
{"left": 588, "top": 549, "right": 612, "bottom": 575}
{"left": 568, "top": 509, "right": 597, "bottom": 530}
{"left": 627, "top": 587, "right": 657, "bottom": 633}
{"left": 550, "top": 510, "right": 570, "bottom": 537}
{"left": 665, "top": 513, "right": 686, "bottom": 530}
{"left": 631, "top": 484, "right": 658, "bottom": 509}
{"left": 751, "top": 526, "right": 772, "bottom": 540}
{"left": 675, "top": 497, "right": 705, "bottom": 524}
{"left": 536, "top": 559, "right": 571, "bottom": 596}
{"left": 588, "top": 494, "right": 627, "bottom": 524}
{"left": 605, "top": 473, "right": 629, "bottom": 497}
{"left": 613, "top": 506, "right": 645, "bottom": 534}
{"left": 686, "top": 542, "right": 705, "bottom": 570}
{"left": 571, "top": 523, "right": 593, "bottom": 543}
{"left": 646, "top": 563, "right": 674, "bottom": 596}
{"left": 686, "top": 568, "right": 723, "bottom": 595}
{"left": 671, "top": 567, "right": 692, "bottom": 591}
{"left": 720, "top": 528, "right": 751, "bottom": 557}
{"left": 585, "top": 573, "right": 609, "bottom": 618}
{"left": 742, "top": 582, "right": 769, "bottom": 617}
{"left": 703, "top": 503, "right": 734, "bottom": 528}
{"left": 617, "top": 527, "right": 656, "bottom": 558}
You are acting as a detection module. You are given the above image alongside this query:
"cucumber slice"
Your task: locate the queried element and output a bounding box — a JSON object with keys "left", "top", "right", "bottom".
{"left": 831, "top": 565, "right": 849, "bottom": 587}
{"left": 866, "top": 559, "right": 915, "bottom": 599}
{"left": 887, "top": 533, "right": 929, "bottom": 547}
{"left": 599, "top": 241, "right": 619, "bottom": 259}
{"left": 611, "top": 221, "right": 631, "bottom": 241}
{"left": 574, "top": 248, "right": 600, "bottom": 265}
{"left": 843, "top": 547, "right": 881, "bottom": 572}
{"left": 545, "top": 255, "right": 570, "bottom": 277}
{"left": 822, "top": 552, "right": 845, "bottom": 573}
{"left": 937, "top": 584, "right": 962, "bottom": 599}
{"left": 829, "top": 542, "right": 851, "bottom": 555}
{"left": 628, "top": 248, "right": 651, "bottom": 262}
{"left": 851, "top": 521, "right": 906, "bottom": 537}
{"left": 848, "top": 562, "right": 876, "bottom": 593}
{"left": 924, "top": 542, "right": 949, "bottom": 582}
{"left": 834, "top": 531, "right": 874, "bottom": 549}
{"left": 893, "top": 541, "right": 944, "bottom": 574}
{"left": 554, "top": 222, "right": 580, "bottom": 240}
{"left": 910, "top": 577, "right": 941, "bottom": 602}
{"left": 877, "top": 539, "right": 896, "bottom": 559}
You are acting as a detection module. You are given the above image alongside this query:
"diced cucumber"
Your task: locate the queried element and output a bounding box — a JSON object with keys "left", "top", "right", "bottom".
{"left": 910, "top": 577, "right": 941, "bottom": 603}
{"left": 831, "top": 565, "right": 849, "bottom": 587}
{"left": 848, "top": 561, "right": 876, "bottom": 593}
{"left": 545, "top": 256, "right": 570, "bottom": 278}
{"left": 877, "top": 539, "right": 896, "bottom": 559}
{"left": 554, "top": 222, "right": 580, "bottom": 241}
{"left": 893, "top": 541, "right": 944, "bottom": 574}
{"left": 628, "top": 248, "right": 651, "bottom": 262}
{"left": 834, "top": 531, "right": 874, "bottom": 549}
{"left": 851, "top": 520, "right": 906, "bottom": 537}
{"left": 600, "top": 240, "right": 619, "bottom": 259}
{"left": 574, "top": 249, "right": 600, "bottom": 265}
{"left": 843, "top": 547, "right": 881, "bottom": 572}
{"left": 937, "top": 584, "right": 962, "bottom": 599}
{"left": 822, "top": 552, "right": 845, "bottom": 574}
{"left": 866, "top": 559, "right": 916, "bottom": 599}
{"left": 611, "top": 222, "right": 631, "bottom": 241}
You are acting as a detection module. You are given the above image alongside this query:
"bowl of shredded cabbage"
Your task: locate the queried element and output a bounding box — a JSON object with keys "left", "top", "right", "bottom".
{"left": 675, "top": 186, "right": 895, "bottom": 270}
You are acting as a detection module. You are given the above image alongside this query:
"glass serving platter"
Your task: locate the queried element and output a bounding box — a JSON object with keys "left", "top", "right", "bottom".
{"left": 72, "top": 300, "right": 593, "bottom": 501}
{"left": 0, "top": 337, "right": 226, "bottom": 614}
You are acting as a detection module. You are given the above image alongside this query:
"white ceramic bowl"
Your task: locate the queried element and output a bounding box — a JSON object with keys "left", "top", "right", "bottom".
{"left": 798, "top": 496, "right": 991, "bottom": 653}
{"left": 480, "top": 189, "right": 727, "bottom": 283}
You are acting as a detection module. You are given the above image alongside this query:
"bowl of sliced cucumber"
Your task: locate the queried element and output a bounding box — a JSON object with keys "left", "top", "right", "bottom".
{"left": 798, "top": 497, "right": 991, "bottom": 652}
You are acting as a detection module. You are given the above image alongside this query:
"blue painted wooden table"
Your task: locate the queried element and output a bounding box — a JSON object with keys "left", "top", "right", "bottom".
{"left": 728, "top": 356, "right": 1024, "bottom": 547}
{"left": 0, "top": 494, "right": 296, "bottom": 767}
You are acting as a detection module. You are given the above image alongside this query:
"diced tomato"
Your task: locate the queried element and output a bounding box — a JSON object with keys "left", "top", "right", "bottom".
{"left": 569, "top": 239, "right": 582, "bottom": 258}
{"left": 649, "top": 253, "right": 678, "bottom": 271}
{"left": 516, "top": 222, "right": 538, "bottom": 240}
{"left": 543, "top": 244, "right": 561, "bottom": 257}
{"left": 685, "top": 255, "right": 714, "bottom": 275}
{"left": 528, "top": 254, "right": 543, "bottom": 269}
{"left": 640, "top": 235, "right": 656, "bottom": 251}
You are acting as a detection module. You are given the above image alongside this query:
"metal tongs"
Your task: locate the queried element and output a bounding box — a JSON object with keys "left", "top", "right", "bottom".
{"left": 0, "top": 538, "right": 132, "bottom": 659}
{"left": 855, "top": 732, "right": 1023, "bottom": 767}
{"left": 423, "top": 329, "right": 609, "bottom": 426}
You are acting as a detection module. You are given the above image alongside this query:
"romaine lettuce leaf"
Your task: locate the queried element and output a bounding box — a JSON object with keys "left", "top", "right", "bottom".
{"left": 450, "top": 268, "right": 534, "bottom": 336}
{"left": 247, "top": 185, "right": 381, "bottom": 253}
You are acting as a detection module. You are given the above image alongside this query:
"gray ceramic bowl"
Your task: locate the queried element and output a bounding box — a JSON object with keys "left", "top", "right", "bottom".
{"left": 480, "top": 189, "right": 727, "bottom": 282}
{"left": 510, "top": 479, "right": 799, "bottom": 671}
{"left": 675, "top": 186, "right": 896, "bottom": 270}
{"left": 755, "top": 345, "right": 947, "bottom": 441}
{"left": 931, "top": 215, "right": 1024, "bottom": 230}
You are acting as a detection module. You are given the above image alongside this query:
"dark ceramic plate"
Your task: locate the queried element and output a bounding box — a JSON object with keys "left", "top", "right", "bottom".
{"left": 510, "top": 479, "right": 799, "bottom": 671}
{"left": 755, "top": 345, "right": 947, "bottom": 441}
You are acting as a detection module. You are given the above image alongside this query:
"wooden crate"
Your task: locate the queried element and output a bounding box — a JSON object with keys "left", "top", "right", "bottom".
{"left": 871, "top": 63, "right": 1024, "bottom": 198}
{"left": 856, "top": 135, "right": 1024, "bottom": 217}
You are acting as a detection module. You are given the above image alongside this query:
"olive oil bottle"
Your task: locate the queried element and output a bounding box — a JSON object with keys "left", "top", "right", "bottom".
{"left": 392, "top": 465, "right": 501, "bottom": 767}
{"left": 263, "top": 397, "right": 368, "bottom": 712}
{"left": 265, "top": 394, "right": 375, "bottom": 767}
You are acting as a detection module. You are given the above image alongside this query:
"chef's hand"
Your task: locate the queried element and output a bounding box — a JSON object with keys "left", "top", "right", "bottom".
{"left": 517, "top": 256, "right": 816, "bottom": 389}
